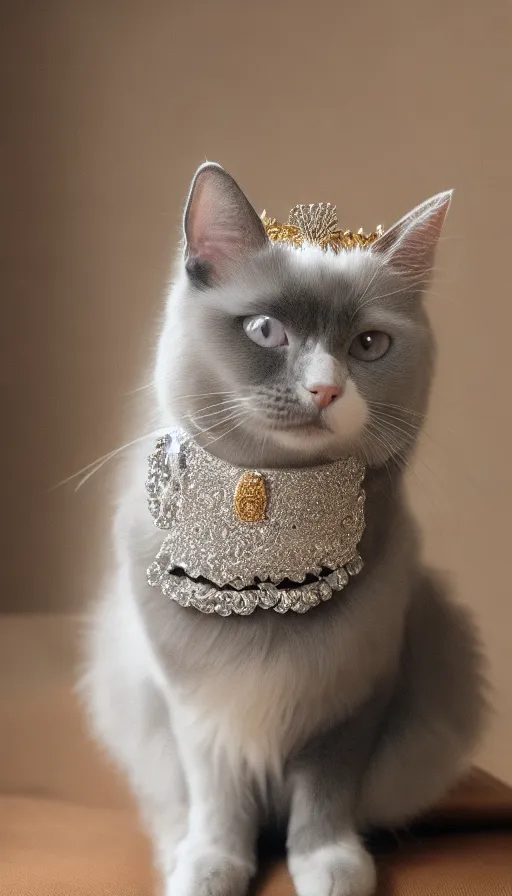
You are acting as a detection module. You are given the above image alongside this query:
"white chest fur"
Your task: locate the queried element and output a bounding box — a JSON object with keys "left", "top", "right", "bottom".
{"left": 168, "top": 653, "right": 326, "bottom": 787}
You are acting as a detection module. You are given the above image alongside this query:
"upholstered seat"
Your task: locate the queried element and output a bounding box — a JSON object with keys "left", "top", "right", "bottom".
{"left": 1, "top": 616, "right": 511, "bottom": 896}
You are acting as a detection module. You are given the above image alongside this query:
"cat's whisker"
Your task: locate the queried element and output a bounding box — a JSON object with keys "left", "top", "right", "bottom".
{"left": 185, "top": 406, "right": 248, "bottom": 429}
{"left": 370, "top": 413, "right": 446, "bottom": 458}
{"left": 125, "top": 382, "right": 156, "bottom": 395}
{"left": 360, "top": 433, "right": 394, "bottom": 488}
{"left": 125, "top": 378, "right": 240, "bottom": 397}
{"left": 125, "top": 378, "right": 243, "bottom": 398}
{"left": 364, "top": 426, "right": 401, "bottom": 462}
{"left": 192, "top": 411, "right": 248, "bottom": 435}
{"left": 173, "top": 390, "right": 241, "bottom": 401}
{"left": 365, "top": 419, "right": 421, "bottom": 475}
{"left": 351, "top": 262, "right": 444, "bottom": 319}
{"left": 54, "top": 426, "right": 171, "bottom": 492}
{"left": 370, "top": 406, "right": 423, "bottom": 423}
{"left": 348, "top": 266, "right": 383, "bottom": 324}
{"left": 353, "top": 277, "right": 434, "bottom": 316}
{"left": 182, "top": 397, "right": 250, "bottom": 419}
{"left": 371, "top": 422, "right": 417, "bottom": 446}
{"left": 191, "top": 409, "right": 249, "bottom": 439}
{"left": 185, "top": 404, "right": 248, "bottom": 424}
{"left": 131, "top": 371, "right": 242, "bottom": 398}
{"left": 367, "top": 421, "right": 443, "bottom": 511}
{"left": 372, "top": 416, "right": 454, "bottom": 484}
{"left": 369, "top": 401, "right": 427, "bottom": 420}
{"left": 369, "top": 411, "right": 423, "bottom": 434}
{"left": 361, "top": 427, "right": 402, "bottom": 487}
{"left": 370, "top": 409, "right": 454, "bottom": 458}
{"left": 60, "top": 397, "right": 253, "bottom": 491}
{"left": 204, "top": 412, "right": 254, "bottom": 448}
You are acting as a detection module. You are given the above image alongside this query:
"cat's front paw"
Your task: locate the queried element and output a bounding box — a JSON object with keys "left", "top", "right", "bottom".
{"left": 288, "top": 838, "right": 376, "bottom": 896}
{"left": 165, "top": 850, "right": 252, "bottom": 896}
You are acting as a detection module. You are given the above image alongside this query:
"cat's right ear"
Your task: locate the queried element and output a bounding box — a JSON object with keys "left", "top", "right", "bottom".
{"left": 183, "top": 163, "right": 268, "bottom": 287}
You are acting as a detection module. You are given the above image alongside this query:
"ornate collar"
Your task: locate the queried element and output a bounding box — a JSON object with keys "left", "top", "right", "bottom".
{"left": 146, "top": 430, "right": 366, "bottom": 616}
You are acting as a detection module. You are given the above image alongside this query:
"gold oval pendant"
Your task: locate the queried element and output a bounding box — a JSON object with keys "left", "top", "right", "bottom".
{"left": 234, "top": 471, "right": 267, "bottom": 523}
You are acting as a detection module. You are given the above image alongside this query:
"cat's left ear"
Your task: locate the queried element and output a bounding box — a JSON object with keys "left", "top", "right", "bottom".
{"left": 183, "top": 162, "right": 268, "bottom": 286}
{"left": 372, "top": 190, "right": 453, "bottom": 281}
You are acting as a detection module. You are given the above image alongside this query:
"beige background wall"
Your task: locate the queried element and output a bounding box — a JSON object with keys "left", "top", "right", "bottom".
{"left": 2, "top": 2, "right": 511, "bottom": 785}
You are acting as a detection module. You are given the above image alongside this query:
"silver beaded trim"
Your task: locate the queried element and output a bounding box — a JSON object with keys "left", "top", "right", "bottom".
{"left": 147, "top": 553, "right": 364, "bottom": 616}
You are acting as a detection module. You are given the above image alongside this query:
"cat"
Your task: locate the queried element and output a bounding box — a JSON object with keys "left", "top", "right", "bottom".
{"left": 81, "top": 163, "right": 487, "bottom": 896}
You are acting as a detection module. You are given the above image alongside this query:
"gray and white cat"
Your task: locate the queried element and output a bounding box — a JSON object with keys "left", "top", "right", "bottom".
{"left": 82, "top": 163, "right": 487, "bottom": 896}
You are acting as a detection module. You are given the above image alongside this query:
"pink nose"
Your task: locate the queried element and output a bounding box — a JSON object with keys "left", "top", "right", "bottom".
{"left": 307, "top": 383, "right": 342, "bottom": 409}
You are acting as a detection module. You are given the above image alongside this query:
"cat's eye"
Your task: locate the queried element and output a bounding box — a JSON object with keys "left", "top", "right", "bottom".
{"left": 349, "top": 331, "right": 391, "bottom": 361}
{"left": 243, "top": 315, "right": 288, "bottom": 348}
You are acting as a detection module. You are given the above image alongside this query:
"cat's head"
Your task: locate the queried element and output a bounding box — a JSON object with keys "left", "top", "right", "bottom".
{"left": 156, "top": 163, "right": 451, "bottom": 469}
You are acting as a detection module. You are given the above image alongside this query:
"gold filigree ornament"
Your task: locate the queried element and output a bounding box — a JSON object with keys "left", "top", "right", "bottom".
{"left": 234, "top": 471, "right": 268, "bottom": 523}
{"left": 261, "top": 203, "right": 383, "bottom": 253}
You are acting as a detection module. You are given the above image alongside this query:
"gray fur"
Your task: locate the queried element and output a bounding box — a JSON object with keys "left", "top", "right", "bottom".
{"left": 81, "top": 164, "right": 487, "bottom": 896}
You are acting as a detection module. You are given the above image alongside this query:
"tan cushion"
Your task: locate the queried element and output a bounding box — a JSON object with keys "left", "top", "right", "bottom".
{"left": 0, "top": 796, "right": 154, "bottom": 896}
{"left": 1, "top": 771, "right": 511, "bottom": 896}
{"left": 1, "top": 616, "right": 511, "bottom": 894}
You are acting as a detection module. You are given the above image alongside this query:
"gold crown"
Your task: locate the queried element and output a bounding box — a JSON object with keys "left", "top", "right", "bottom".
{"left": 261, "top": 203, "right": 383, "bottom": 253}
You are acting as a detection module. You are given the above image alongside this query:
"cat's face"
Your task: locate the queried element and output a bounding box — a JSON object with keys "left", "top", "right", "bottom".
{"left": 156, "top": 165, "right": 451, "bottom": 469}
